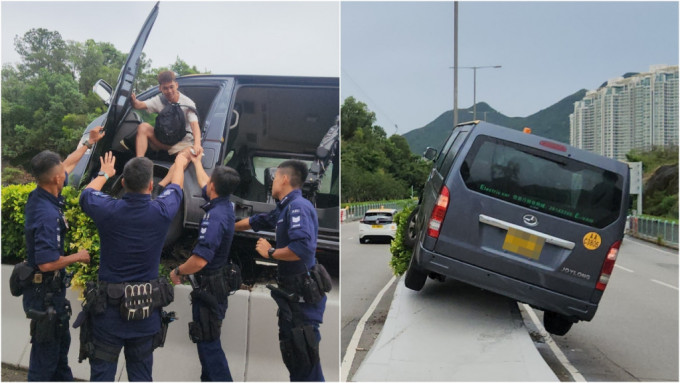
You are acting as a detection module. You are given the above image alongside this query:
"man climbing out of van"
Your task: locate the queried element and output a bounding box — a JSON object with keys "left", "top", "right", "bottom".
{"left": 125, "top": 70, "right": 203, "bottom": 158}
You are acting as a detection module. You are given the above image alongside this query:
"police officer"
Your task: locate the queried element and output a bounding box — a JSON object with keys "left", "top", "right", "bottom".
{"left": 79, "top": 151, "right": 188, "bottom": 381}
{"left": 22, "top": 126, "right": 103, "bottom": 381}
{"left": 235, "top": 160, "right": 326, "bottom": 382}
{"left": 168, "top": 154, "right": 240, "bottom": 381}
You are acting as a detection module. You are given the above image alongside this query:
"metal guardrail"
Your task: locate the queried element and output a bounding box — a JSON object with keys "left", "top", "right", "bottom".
{"left": 343, "top": 202, "right": 403, "bottom": 222}
{"left": 627, "top": 215, "right": 679, "bottom": 248}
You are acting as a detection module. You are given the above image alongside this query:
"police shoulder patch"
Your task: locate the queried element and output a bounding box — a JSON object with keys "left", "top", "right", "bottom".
{"left": 158, "top": 189, "right": 174, "bottom": 199}
{"left": 290, "top": 213, "right": 302, "bottom": 229}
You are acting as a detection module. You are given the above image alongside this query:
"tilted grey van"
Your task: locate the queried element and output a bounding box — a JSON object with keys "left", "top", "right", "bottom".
{"left": 405, "top": 121, "right": 630, "bottom": 335}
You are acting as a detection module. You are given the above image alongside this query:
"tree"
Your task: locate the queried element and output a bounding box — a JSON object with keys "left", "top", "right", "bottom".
{"left": 341, "top": 96, "right": 429, "bottom": 202}
{"left": 14, "top": 28, "right": 70, "bottom": 77}
{"left": 341, "top": 96, "right": 376, "bottom": 140}
{"left": 171, "top": 56, "right": 201, "bottom": 76}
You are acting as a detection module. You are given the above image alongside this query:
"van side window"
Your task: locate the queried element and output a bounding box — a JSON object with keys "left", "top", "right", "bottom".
{"left": 437, "top": 130, "right": 470, "bottom": 175}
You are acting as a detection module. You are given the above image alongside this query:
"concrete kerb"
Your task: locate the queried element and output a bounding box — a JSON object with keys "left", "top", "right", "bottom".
{"left": 1, "top": 265, "right": 339, "bottom": 381}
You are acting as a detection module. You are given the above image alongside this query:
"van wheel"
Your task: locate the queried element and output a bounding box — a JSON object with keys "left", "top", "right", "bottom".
{"left": 359, "top": 237, "right": 367, "bottom": 244}
{"left": 404, "top": 254, "right": 427, "bottom": 291}
{"left": 543, "top": 311, "right": 574, "bottom": 336}
{"left": 404, "top": 207, "right": 419, "bottom": 248}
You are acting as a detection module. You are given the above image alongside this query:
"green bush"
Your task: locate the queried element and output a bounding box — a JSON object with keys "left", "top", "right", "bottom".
{"left": 1, "top": 183, "right": 36, "bottom": 263}
{"left": 389, "top": 203, "right": 417, "bottom": 276}
{"left": 2, "top": 184, "right": 101, "bottom": 288}
{"left": 61, "top": 186, "right": 101, "bottom": 288}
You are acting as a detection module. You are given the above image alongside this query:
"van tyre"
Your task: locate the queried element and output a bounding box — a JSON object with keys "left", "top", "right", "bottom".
{"left": 404, "top": 254, "right": 427, "bottom": 291}
{"left": 543, "top": 311, "right": 574, "bottom": 336}
{"left": 359, "top": 237, "right": 367, "bottom": 244}
{"left": 404, "top": 207, "right": 419, "bottom": 248}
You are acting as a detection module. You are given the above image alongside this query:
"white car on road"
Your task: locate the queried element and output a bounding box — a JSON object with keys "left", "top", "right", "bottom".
{"left": 359, "top": 208, "right": 398, "bottom": 243}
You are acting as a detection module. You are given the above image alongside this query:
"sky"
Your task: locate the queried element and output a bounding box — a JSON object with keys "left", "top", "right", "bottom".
{"left": 1, "top": 1, "right": 339, "bottom": 77}
{"left": 341, "top": 1, "right": 679, "bottom": 136}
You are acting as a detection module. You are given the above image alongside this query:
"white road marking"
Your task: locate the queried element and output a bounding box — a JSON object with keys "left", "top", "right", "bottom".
{"left": 651, "top": 279, "right": 679, "bottom": 291}
{"left": 615, "top": 264, "right": 634, "bottom": 273}
{"left": 625, "top": 235, "right": 678, "bottom": 255}
{"left": 341, "top": 275, "right": 397, "bottom": 382}
{"left": 521, "top": 303, "right": 586, "bottom": 382}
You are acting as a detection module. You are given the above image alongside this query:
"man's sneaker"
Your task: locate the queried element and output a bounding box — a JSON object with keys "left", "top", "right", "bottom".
{"left": 120, "top": 135, "right": 135, "bottom": 152}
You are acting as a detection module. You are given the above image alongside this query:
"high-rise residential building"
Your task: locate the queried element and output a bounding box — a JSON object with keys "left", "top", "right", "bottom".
{"left": 570, "top": 65, "right": 678, "bottom": 161}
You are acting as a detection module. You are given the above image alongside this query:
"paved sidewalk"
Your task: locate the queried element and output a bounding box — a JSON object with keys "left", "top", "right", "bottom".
{"left": 352, "top": 277, "right": 558, "bottom": 382}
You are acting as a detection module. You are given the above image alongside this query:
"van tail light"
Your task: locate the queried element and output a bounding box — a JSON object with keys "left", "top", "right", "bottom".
{"left": 596, "top": 240, "right": 621, "bottom": 291}
{"left": 427, "top": 186, "right": 450, "bottom": 238}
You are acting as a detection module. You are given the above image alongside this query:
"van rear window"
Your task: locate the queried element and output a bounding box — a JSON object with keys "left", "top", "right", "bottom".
{"left": 460, "top": 135, "right": 624, "bottom": 229}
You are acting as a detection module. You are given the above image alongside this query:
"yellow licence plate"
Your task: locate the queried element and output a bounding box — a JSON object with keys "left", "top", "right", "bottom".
{"left": 372, "top": 225, "right": 383, "bottom": 228}
{"left": 502, "top": 228, "right": 545, "bottom": 260}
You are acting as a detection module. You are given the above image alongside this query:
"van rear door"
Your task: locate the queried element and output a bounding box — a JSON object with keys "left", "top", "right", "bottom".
{"left": 418, "top": 126, "right": 470, "bottom": 248}
{"left": 435, "top": 130, "right": 629, "bottom": 303}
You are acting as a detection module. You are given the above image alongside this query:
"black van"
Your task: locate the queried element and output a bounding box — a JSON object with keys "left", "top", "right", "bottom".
{"left": 405, "top": 121, "right": 630, "bottom": 335}
{"left": 70, "top": 3, "right": 339, "bottom": 275}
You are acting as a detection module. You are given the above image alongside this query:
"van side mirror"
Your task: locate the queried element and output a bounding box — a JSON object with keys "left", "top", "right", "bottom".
{"left": 93, "top": 79, "right": 112, "bottom": 105}
{"left": 423, "top": 147, "right": 438, "bottom": 161}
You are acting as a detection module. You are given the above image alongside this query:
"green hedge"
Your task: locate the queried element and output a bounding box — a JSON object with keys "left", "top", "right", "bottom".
{"left": 389, "top": 203, "right": 417, "bottom": 276}
{"left": 2, "top": 184, "right": 101, "bottom": 289}
{"left": 343, "top": 198, "right": 415, "bottom": 210}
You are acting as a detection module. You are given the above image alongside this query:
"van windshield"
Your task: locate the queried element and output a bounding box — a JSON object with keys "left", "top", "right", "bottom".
{"left": 461, "top": 135, "right": 624, "bottom": 229}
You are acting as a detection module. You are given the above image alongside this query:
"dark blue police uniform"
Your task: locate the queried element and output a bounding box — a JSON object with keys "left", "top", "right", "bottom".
{"left": 190, "top": 186, "right": 236, "bottom": 381}
{"left": 249, "top": 189, "right": 326, "bottom": 382}
{"left": 23, "top": 174, "right": 73, "bottom": 381}
{"left": 79, "top": 184, "right": 182, "bottom": 381}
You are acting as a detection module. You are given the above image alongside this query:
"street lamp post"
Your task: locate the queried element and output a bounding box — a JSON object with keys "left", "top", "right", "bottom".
{"left": 450, "top": 65, "right": 501, "bottom": 121}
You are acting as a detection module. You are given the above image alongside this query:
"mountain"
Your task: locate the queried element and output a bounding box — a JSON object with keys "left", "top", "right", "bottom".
{"left": 403, "top": 89, "right": 588, "bottom": 156}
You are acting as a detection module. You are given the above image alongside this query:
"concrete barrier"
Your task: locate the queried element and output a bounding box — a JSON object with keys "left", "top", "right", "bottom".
{"left": 1, "top": 265, "right": 339, "bottom": 381}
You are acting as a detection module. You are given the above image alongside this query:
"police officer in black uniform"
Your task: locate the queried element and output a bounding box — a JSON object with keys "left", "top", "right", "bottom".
{"left": 235, "top": 160, "right": 327, "bottom": 382}
{"left": 78, "top": 151, "right": 188, "bottom": 381}
{"left": 168, "top": 153, "right": 240, "bottom": 381}
{"left": 22, "top": 127, "right": 103, "bottom": 381}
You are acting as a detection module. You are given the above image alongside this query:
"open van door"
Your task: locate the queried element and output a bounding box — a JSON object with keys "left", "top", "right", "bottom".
{"left": 80, "top": 2, "right": 159, "bottom": 185}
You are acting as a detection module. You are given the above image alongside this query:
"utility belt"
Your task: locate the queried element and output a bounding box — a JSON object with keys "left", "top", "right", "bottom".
{"left": 74, "top": 278, "right": 176, "bottom": 364}
{"left": 192, "top": 263, "right": 242, "bottom": 302}
{"left": 277, "top": 263, "right": 332, "bottom": 305}
{"left": 82, "top": 278, "right": 174, "bottom": 321}
{"left": 9, "top": 261, "right": 69, "bottom": 297}
{"left": 187, "top": 263, "right": 241, "bottom": 344}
